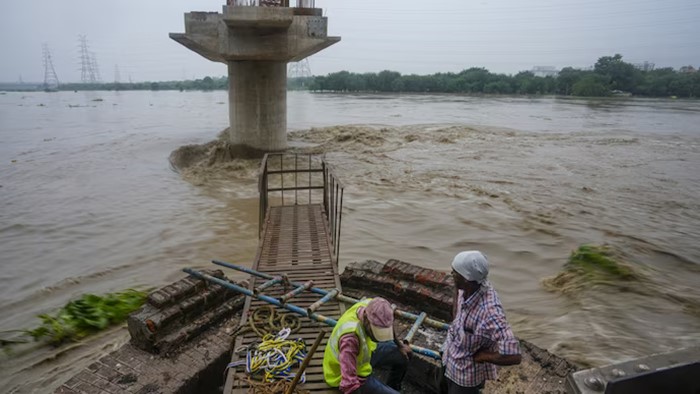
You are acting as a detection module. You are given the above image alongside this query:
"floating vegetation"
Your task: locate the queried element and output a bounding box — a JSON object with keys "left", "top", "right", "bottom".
{"left": 1, "top": 289, "right": 146, "bottom": 348}
{"left": 542, "top": 244, "right": 640, "bottom": 294}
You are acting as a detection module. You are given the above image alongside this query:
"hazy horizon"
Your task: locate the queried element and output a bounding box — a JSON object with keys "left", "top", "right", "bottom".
{"left": 1, "top": 0, "right": 698, "bottom": 84}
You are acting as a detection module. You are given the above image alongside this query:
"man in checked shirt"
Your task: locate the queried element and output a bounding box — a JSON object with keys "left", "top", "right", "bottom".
{"left": 441, "top": 251, "right": 522, "bottom": 394}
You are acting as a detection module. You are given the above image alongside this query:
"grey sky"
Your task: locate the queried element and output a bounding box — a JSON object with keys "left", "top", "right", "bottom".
{"left": 1, "top": 0, "right": 698, "bottom": 83}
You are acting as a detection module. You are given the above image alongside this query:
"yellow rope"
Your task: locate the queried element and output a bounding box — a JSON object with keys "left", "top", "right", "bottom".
{"left": 245, "top": 377, "right": 310, "bottom": 394}
{"left": 247, "top": 331, "right": 308, "bottom": 383}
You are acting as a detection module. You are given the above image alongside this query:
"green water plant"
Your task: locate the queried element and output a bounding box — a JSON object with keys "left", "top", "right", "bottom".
{"left": 543, "top": 244, "right": 640, "bottom": 294}
{"left": 14, "top": 289, "right": 147, "bottom": 346}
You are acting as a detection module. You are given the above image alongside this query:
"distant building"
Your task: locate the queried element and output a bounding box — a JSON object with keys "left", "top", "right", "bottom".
{"left": 530, "top": 66, "right": 559, "bottom": 77}
{"left": 679, "top": 65, "right": 697, "bottom": 73}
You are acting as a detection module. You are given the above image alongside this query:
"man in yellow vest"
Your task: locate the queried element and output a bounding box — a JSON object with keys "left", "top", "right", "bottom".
{"left": 323, "top": 297, "right": 413, "bottom": 393}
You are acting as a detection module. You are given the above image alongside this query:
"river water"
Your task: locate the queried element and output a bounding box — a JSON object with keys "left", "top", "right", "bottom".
{"left": 1, "top": 91, "right": 699, "bottom": 392}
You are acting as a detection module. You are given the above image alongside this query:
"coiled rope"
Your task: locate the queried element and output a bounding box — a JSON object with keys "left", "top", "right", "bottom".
{"left": 249, "top": 305, "right": 302, "bottom": 337}
{"left": 230, "top": 327, "right": 308, "bottom": 383}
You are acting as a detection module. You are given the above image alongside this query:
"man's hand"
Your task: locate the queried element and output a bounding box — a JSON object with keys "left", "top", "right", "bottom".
{"left": 397, "top": 340, "right": 413, "bottom": 360}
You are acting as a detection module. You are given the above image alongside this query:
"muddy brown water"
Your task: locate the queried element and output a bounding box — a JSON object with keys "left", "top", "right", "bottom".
{"left": 1, "top": 91, "right": 699, "bottom": 393}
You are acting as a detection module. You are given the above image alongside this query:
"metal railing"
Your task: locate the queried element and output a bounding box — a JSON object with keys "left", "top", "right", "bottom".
{"left": 227, "top": 0, "right": 313, "bottom": 7}
{"left": 258, "top": 153, "right": 344, "bottom": 258}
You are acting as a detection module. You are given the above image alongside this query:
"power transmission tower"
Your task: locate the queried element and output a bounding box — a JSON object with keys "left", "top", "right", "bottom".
{"left": 288, "top": 59, "right": 312, "bottom": 79}
{"left": 91, "top": 52, "right": 102, "bottom": 82}
{"left": 114, "top": 64, "right": 121, "bottom": 84}
{"left": 42, "top": 43, "right": 60, "bottom": 91}
{"left": 78, "top": 35, "right": 98, "bottom": 83}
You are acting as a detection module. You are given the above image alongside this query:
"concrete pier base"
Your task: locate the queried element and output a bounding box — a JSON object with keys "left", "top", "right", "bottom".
{"left": 228, "top": 61, "right": 287, "bottom": 151}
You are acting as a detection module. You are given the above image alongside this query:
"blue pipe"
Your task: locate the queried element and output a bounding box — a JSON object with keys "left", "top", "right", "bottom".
{"left": 307, "top": 289, "right": 339, "bottom": 315}
{"left": 254, "top": 277, "right": 283, "bottom": 294}
{"left": 212, "top": 259, "right": 450, "bottom": 330}
{"left": 185, "top": 267, "right": 442, "bottom": 360}
{"left": 183, "top": 268, "right": 337, "bottom": 327}
{"left": 405, "top": 312, "right": 427, "bottom": 343}
{"left": 212, "top": 260, "right": 450, "bottom": 331}
{"left": 279, "top": 280, "right": 314, "bottom": 304}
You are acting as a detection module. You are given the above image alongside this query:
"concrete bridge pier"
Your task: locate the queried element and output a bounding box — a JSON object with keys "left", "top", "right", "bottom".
{"left": 170, "top": 3, "right": 340, "bottom": 154}
{"left": 228, "top": 61, "right": 287, "bottom": 151}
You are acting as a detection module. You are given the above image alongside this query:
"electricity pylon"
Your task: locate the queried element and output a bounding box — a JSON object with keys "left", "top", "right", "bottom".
{"left": 78, "top": 35, "right": 98, "bottom": 83}
{"left": 288, "top": 58, "right": 312, "bottom": 79}
{"left": 42, "top": 43, "right": 60, "bottom": 91}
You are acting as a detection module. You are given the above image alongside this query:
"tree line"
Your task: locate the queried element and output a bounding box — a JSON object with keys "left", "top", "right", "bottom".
{"left": 298, "top": 55, "right": 699, "bottom": 98}
{"left": 57, "top": 76, "right": 228, "bottom": 92}
{"left": 50, "top": 54, "right": 699, "bottom": 98}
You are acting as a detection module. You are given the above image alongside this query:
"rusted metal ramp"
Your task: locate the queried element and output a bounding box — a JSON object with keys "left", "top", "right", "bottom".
{"left": 223, "top": 154, "right": 345, "bottom": 394}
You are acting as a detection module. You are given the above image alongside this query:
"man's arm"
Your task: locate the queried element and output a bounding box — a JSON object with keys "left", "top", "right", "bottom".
{"left": 338, "top": 334, "right": 364, "bottom": 394}
{"left": 452, "top": 287, "right": 458, "bottom": 320}
{"left": 474, "top": 309, "right": 522, "bottom": 366}
{"left": 473, "top": 350, "right": 521, "bottom": 365}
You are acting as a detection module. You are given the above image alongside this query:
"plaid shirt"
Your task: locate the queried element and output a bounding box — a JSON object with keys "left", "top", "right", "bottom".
{"left": 442, "top": 284, "right": 520, "bottom": 388}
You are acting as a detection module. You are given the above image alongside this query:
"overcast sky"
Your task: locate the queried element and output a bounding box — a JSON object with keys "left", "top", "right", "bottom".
{"left": 1, "top": 0, "right": 698, "bottom": 83}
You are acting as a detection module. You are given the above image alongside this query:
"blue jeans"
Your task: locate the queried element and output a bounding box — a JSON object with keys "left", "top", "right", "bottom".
{"left": 354, "top": 342, "right": 408, "bottom": 394}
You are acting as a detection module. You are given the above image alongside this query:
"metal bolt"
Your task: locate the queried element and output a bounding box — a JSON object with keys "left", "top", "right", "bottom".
{"left": 584, "top": 376, "right": 605, "bottom": 391}
{"left": 611, "top": 368, "right": 626, "bottom": 378}
{"left": 636, "top": 363, "right": 651, "bottom": 372}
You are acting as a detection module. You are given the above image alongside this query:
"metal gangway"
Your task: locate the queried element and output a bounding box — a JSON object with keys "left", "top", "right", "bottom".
{"left": 228, "top": 153, "right": 344, "bottom": 393}
{"left": 184, "top": 154, "right": 447, "bottom": 393}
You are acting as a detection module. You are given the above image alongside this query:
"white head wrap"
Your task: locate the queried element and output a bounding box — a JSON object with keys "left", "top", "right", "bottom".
{"left": 451, "top": 251, "right": 489, "bottom": 284}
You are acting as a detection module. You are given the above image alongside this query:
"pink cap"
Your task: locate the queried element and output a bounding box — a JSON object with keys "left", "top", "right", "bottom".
{"left": 365, "top": 298, "right": 394, "bottom": 342}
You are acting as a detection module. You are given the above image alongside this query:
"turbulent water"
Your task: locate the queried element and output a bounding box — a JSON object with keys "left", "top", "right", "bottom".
{"left": 1, "top": 91, "right": 699, "bottom": 392}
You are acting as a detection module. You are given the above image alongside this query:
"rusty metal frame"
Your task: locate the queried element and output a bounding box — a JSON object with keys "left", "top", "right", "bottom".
{"left": 258, "top": 153, "right": 344, "bottom": 259}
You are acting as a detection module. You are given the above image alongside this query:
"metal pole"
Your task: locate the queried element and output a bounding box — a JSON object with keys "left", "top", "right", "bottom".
{"left": 279, "top": 280, "right": 314, "bottom": 304}
{"left": 211, "top": 260, "right": 450, "bottom": 330}
{"left": 280, "top": 154, "right": 284, "bottom": 206}
{"left": 285, "top": 330, "right": 326, "bottom": 394}
{"left": 254, "top": 275, "right": 285, "bottom": 294}
{"left": 336, "top": 187, "right": 343, "bottom": 258}
{"left": 405, "top": 312, "right": 427, "bottom": 343}
{"left": 307, "top": 289, "right": 339, "bottom": 316}
{"left": 184, "top": 268, "right": 442, "bottom": 360}
{"left": 184, "top": 268, "right": 337, "bottom": 326}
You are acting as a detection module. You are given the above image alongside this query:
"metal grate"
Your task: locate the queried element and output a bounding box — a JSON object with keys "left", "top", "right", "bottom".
{"left": 224, "top": 204, "right": 344, "bottom": 393}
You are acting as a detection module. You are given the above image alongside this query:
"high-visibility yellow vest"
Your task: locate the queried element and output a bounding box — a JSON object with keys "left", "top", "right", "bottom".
{"left": 323, "top": 299, "right": 377, "bottom": 387}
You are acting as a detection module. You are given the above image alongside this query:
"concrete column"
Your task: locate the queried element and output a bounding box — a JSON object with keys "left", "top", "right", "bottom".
{"left": 171, "top": 7, "right": 339, "bottom": 154}
{"left": 228, "top": 61, "right": 287, "bottom": 152}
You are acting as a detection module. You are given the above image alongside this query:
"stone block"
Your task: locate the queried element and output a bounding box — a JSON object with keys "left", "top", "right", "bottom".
{"left": 128, "top": 271, "right": 240, "bottom": 354}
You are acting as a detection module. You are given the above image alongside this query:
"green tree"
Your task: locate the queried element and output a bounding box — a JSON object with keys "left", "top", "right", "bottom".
{"left": 572, "top": 74, "right": 610, "bottom": 97}
{"left": 594, "top": 54, "right": 639, "bottom": 92}
{"left": 376, "top": 70, "right": 401, "bottom": 92}
{"left": 557, "top": 67, "right": 586, "bottom": 95}
{"left": 201, "top": 76, "right": 215, "bottom": 90}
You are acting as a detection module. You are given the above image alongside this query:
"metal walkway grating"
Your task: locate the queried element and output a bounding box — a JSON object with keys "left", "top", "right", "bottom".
{"left": 225, "top": 204, "right": 343, "bottom": 393}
